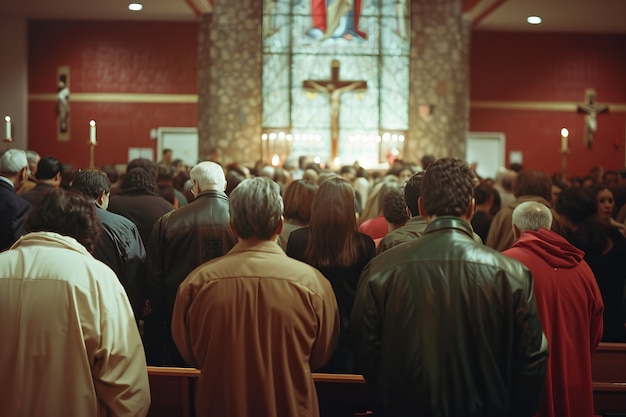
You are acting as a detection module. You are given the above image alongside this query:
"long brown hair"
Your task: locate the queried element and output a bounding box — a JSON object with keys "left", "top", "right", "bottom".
{"left": 306, "top": 177, "right": 358, "bottom": 267}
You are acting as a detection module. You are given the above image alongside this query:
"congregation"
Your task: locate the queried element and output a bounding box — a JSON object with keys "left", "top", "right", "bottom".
{"left": 1, "top": 147, "right": 625, "bottom": 417}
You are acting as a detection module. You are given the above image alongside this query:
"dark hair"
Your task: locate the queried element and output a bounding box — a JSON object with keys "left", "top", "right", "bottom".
{"left": 555, "top": 186, "right": 608, "bottom": 257}
{"left": 70, "top": 169, "right": 111, "bottom": 199}
{"left": 306, "top": 177, "right": 360, "bottom": 267}
{"left": 555, "top": 186, "right": 596, "bottom": 225}
{"left": 61, "top": 164, "right": 79, "bottom": 190}
{"left": 283, "top": 180, "right": 318, "bottom": 224}
{"left": 474, "top": 181, "right": 495, "bottom": 205}
{"left": 340, "top": 165, "right": 356, "bottom": 176}
{"left": 157, "top": 164, "right": 175, "bottom": 182}
{"left": 158, "top": 183, "right": 176, "bottom": 205}
{"left": 421, "top": 158, "right": 476, "bottom": 217}
{"left": 383, "top": 186, "right": 409, "bottom": 226}
{"left": 421, "top": 154, "right": 436, "bottom": 170}
{"left": 226, "top": 167, "right": 247, "bottom": 196}
{"left": 126, "top": 158, "right": 158, "bottom": 180}
{"left": 404, "top": 172, "right": 423, "bottom": 216}
{"left": 100, "top": 165, "right": 119, "bottom": 184}
{"left": 25, "top": 188, "right": 102, "bottom": 253}
{"left": 120, "top": 167, "right": 160, "bottom": 196}
{"left": 173, "top": 170, "right": 190, "bottom": 192}
{"left": 592, "top": 183, "right": 615, "bottom": 217}
{"left": 514, "top": 170, "right": 552, "bottom": 201}
{"left": 35, "top": 156, "right": 63, "bottom": 180}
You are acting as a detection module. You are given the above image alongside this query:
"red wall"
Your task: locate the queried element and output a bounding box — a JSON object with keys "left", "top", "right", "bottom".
{"left": 27, "top": 23, "right": 626, "bottom": 176}
{"left": 470, "top": 31, "right": 626, "bottom": 178}
{"left": 28, "top": 20, "right": 199, "bottom": 168}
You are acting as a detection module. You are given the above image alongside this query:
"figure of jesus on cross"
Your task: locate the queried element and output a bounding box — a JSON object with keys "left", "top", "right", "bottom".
{"left": 577, "top": 89, "right": 608, "bottom": 147}
{"left": 303, "top": 60, "right": 367, "bottom": 167}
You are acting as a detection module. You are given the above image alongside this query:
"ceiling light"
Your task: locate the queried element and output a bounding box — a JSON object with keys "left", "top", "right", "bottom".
{"left": 527, "top": 16, "right": 542, "bottom": 25}
{"left": 128, "top": 3, "right": 143, "bottom": 11}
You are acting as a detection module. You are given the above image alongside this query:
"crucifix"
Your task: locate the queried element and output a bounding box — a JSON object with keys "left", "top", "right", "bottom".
{"left": 577, "top": 89, "right": 608, "bottom": 147}
{"left": 303, "top": 59, "right": 367, "bottom": 167}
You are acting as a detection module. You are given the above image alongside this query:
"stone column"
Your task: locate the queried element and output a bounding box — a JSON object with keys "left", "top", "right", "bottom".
{"left": 197, "top": 0, "right": 263, "bottom": 166}
{"left": 406, "top": 0, "right": 470, "bottom": 162}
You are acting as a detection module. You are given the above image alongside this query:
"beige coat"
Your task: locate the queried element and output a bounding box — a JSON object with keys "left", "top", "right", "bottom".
{"left": 486, "top": 195, "right": 558, "bottom": 252}
{"left": 172, "top": 240, "right": 339, "bottom": 417}
{"left": 0, "top": 232, "right": 150, "bottom": 417}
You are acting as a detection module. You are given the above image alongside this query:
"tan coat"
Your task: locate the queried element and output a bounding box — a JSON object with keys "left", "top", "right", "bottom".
{"left": 0, "top": 232, "right": 150, "bottom": 417}
{"left": 486, "top": 195, "right": 558, "bottom": 252}
{"left": 172, "top": 240, "right": 339, "bottom": 417}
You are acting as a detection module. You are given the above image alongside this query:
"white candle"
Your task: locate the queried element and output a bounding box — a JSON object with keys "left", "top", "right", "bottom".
{"left": 5, "top": 116, "right": 11, "bottom": 139}
{"left": 560, "top": 128, "right": 569, "bottom": 152}
{"left": 89, "top": 120, "right": 96, "bottom": 145}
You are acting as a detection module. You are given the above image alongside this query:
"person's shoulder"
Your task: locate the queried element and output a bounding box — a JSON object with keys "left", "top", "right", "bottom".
{"left": 101, "top": 208, "right": 142, "bottom": 232}
{"left": 474, "top": 246, "right": 530, "bottom": 280}
{"left": 288, "top": 226, "right": 310, "bottom": 243}
{"left": 6, "top": 191, "right": 31, "bottom": 210}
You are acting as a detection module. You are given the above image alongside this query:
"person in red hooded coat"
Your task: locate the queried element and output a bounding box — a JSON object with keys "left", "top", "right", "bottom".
{"left": 504, "top": 201, "right": 604, "bottom": 417}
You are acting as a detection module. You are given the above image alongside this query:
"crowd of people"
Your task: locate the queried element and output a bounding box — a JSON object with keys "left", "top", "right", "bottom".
{"left": 1, "top": 146, "right": 625, "bottom": 417}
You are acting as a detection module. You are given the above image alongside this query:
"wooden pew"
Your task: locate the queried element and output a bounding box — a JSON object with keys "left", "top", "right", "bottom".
{"left": 312, "top": 373, "right": 376, "bottom": 417}
{"left": 147, "top": 366, "right": 199, "bottom": 417}
{"left": 592, "top": 342, "right": 626, "bottom": 415}
{"left": 146, "top": 367, "right": 375, "bottom": 417}
{"left": 146, "top": 344, "right": 626, "bottom": 417}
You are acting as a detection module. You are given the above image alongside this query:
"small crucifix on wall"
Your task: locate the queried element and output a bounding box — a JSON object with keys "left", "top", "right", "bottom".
{"left": 302, "top": 59, "right": 367, "bottom": 166}
{"left": 57, "top": 66, "right": 70, "bottom": 141}
{"left": 577, "top": 88, "right": 608, "bottom": 148}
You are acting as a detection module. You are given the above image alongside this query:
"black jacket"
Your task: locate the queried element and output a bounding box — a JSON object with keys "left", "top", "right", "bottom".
{"left": 20, "top": 182, "right": 55, "bottom": 207}
{"left": 145, "top": 189, "right": 237, "bottom": 365}
{"left": 351, "top": 216, "right": 548, "bottom": 417}
{"left": 0, "top": 179, "right": 30, "bottom": 251}
{"left": 93, "top": 206, "right": 146, "bottom": 315}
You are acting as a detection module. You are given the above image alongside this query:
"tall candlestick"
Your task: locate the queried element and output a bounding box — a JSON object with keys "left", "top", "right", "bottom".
{"left": 89, "top": 120, "right": 97, "bottom": 145}
{"left": 5, "top": 116, "right": 11, "bottom": 139}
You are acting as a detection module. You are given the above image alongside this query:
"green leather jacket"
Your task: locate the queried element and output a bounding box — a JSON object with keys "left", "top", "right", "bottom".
{"left": 352, "top": 216, "right": 548, "bottom": 417}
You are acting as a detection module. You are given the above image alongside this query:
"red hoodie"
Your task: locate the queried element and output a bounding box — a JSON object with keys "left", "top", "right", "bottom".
{"left": 504, "top": 228, "right": 604, "bottom": 417}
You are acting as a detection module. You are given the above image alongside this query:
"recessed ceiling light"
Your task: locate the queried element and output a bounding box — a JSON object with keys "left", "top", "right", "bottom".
{"left": 527, "top": 16, "right": 542, "bottom": 25}
{"left": 128, "top": 3, "right": 143, "bottom": 11}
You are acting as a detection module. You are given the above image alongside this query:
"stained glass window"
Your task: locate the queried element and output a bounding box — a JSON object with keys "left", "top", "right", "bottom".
{"left": 262, "top": 0, "right": 410, "bottom": 169}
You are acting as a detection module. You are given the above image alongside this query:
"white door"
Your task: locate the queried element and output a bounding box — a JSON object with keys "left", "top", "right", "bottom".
{"left": 157, "top": 127, "right": 199, "bottom": 167}
{"left": 466, "top": 132, "right": 506, "bottom": 180}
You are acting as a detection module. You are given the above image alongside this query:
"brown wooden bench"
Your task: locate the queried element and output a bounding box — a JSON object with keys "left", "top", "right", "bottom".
{"left": 592, "top": 342, "right": 626, "bottom": 415}
{"left": 147, "top": 366, "right": 200, "bottom": 417}
{"left": 145, "top": 344, "right": 626, "bottom": 417}
{"left": 146, "top": 367, "right": 375, "bottom": 417}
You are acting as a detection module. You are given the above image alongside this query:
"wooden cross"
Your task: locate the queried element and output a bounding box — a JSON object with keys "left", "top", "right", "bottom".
{"left": 303, "top": 60, "right": 367, "bottom": 166}
{"left": 577, "top": 89, "right": 608, "bottom": 147}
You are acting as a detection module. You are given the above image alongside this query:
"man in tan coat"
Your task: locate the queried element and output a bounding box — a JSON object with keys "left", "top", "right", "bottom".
{"left": 486, "top": 169, "right": 558, "bottom": 251}
{"left": 172, "top": 176, "right": 339, "bottom": 417}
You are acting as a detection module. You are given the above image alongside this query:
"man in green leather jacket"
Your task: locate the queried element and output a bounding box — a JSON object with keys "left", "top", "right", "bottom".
{"left": 352, "top": 157, "right": 548, "bottom": 417}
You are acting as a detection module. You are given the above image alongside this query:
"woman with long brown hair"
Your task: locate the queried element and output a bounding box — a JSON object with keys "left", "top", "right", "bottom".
{"left": 278, "top": 179, "right": 318, "bottom": 249}
{"left": 556, "top": 186, "right": 626, "bottom": 342}
{"left": 286, "top": 176, "right": 375, "bottom": 373}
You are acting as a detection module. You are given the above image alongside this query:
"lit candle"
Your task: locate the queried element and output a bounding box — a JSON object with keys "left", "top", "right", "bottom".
{"left": 271, "top": 154, "right": 280, "bottom": 167}
{"left": 560, "top": 128, "right": 569, "bottom": 152}
{"left": 89, "top": 120, "right": 96, "bottom": 145}
{"left": 5, "top": 116, "right": 11, "bottom": 139}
